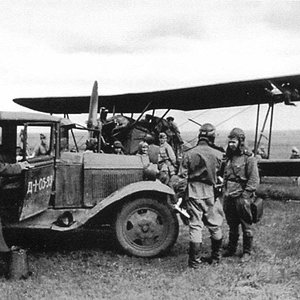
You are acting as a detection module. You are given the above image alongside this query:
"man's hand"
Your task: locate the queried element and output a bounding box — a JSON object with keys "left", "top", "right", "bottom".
{"left": 18, "top": 161, "right": 32, "bottom": 170}
{"left": 242, "top": 190, "right": 252, "bottom": 199}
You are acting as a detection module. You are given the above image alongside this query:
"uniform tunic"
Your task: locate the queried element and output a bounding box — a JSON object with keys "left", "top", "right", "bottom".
{"left": 148, "top": 144, "right": 160, "bottom": 164}
{"left": 223, "top": 152, "right": 259, "bottom": 236}
{"left": 158, "top": 142, "right": 176, "bottom": 176}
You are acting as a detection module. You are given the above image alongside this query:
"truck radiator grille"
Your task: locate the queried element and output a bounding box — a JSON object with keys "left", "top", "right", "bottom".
{"left": 84, "top": 169, "right": 143, "bottom": 206}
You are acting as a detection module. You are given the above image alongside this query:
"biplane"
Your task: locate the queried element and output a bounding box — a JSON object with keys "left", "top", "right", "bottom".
{"left": 13, "top": 73, "right": 300, "bottom": 177}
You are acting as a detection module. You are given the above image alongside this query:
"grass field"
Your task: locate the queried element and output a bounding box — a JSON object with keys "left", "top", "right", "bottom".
{"left": 0, "top": 198, "right": 299, "bottom": 300}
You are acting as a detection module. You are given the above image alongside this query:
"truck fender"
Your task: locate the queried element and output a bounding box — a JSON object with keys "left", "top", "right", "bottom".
{"left": 52, "top": 180, "right": 175, "bottom": 231}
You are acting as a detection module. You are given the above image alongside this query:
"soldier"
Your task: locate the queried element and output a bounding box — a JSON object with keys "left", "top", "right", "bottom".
{"left": 136, "top": 141, "right": 150, "bottom": 167}
{"left": 18, "top": 129, "right": 31, "bottom": 158}
{"left": 256, "top": 146, "right": 267, "bottom": 159}
{"left": 222, "top": 128, "right": 260, "bottom": 262}
{"left": 33, "top": 133, "right": 48, "bottom": 157}
{"left": 136, "top": 141, "right": 159, "bottom": 180}
{"left": 158, "top": 132, "right": 176, "bottom": 185}
{"left": 144, "top": 135, "right": 160, "bottom": 164}
{"left": 85, "top": 138, "right": 98, "bottom": 152}
{"left": 166, "top": 116, "right": 184, "bottom": 150}
{"left": 290, "top": 146, "right": 300, "bottom": 159}
{"left": 0, "top": 160, "right": 30, "bottom": 276}
{"left": 179, "top": 123, "right": 224, "bottom": 268}
{"left": 113, "top": 140, "right": 125, "bottom": 155}
{"left": 290, "top": 147, "right": 300, "bottom": 184}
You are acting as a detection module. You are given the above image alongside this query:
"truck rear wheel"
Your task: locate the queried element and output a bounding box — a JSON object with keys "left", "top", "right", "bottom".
{"left": 114, "top": 197, "right": 179, "bottom": 257}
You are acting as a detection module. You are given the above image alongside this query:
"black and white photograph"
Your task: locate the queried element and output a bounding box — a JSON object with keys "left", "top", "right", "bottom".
{"left": 0, "top": 1, "right": 300, "bottom": 299}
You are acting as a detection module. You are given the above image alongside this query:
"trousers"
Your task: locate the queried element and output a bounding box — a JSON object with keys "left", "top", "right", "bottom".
{"left": 187, "top": 197, "right": 224, "bottom": 243}
{"left": 223, "top": 196, "right": 253, "bottom": 237}
{"left": 0, "top": 219, "right": 9, "bottom": 253}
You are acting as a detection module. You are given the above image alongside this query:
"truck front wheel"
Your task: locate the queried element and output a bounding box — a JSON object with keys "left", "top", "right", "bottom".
{"left": 114, "top": 197, "right": 179, "bottom": 257}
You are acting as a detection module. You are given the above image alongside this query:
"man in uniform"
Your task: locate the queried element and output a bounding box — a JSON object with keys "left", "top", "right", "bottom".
{"left": 0, "top": 160, "right": 30, "bottom": 275}
{"left": 179, "top": 123, "right": 224, "bottom": 268}
{"left": 290, "top": 146, "right": 300, "bottom": 159}
{"left": 112, "top": 140, "right": 125, "bottom": 155}
{"left": 33, "top": 133, "right": 48, "bottom": 157}
{"left": 222, "top": 128, "right": 260, "bottom": 262}
{"left": 158, "top": 132, "right": 177, "bottom": 185}
{"left": 166, "top": 116, "right": 184, "bottom": 146}
{"left": 145, "top": 135, "right": 160, "bottom": 164}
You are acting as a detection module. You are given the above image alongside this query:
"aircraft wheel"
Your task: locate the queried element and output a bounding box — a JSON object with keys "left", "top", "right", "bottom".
{"left": 114, "top": 197, "right": 179, "bottom": 257}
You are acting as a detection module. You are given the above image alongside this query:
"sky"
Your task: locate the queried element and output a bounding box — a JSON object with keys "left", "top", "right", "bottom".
{"left": 2, "top": 1, "right": 300, "bottom": 134}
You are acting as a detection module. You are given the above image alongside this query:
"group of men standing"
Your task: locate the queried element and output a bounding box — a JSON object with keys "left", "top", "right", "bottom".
{"left": 118, "top": 119, "right": 260, "bottom": 268}
{"left": 177, "top": 123, "right": 259, "bottom": 268}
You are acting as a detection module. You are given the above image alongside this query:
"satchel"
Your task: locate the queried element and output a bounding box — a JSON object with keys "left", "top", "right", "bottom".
{"left": 236, "top": 196, "right": 253, "bottom": 224}
{"left": 251, "top": 197, "right": 263, "bottom": 223}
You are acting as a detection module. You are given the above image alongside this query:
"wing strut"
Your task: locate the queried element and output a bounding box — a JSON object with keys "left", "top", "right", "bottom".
{"left": 267, "top": 103, "right": 275, "bottom": 159}
{"left": 154, "top": 109, "right": 170, "bottom": 131}
{"left": 64, "top": 113, "right": 79, "bottom": 152}
{"left": 254, "top": 104, "right": 260, "bottom": 156}
{"left": 255, "top": 103, "right": 274, "bottom": 158}
{"left": 131, "top": 101, "right": 153, "bottom": 126}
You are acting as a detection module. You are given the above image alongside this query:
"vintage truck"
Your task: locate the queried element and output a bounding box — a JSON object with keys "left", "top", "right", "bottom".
{"left": 0, "top": 111, "right": 179, "bottom": 257}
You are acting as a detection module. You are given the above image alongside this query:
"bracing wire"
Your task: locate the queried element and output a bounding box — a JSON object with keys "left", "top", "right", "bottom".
{"left": 215, "top": 106, "right": 252, "bottom": 127}
{"left": 184, "top": 106, "right": 253, "bottom": 146}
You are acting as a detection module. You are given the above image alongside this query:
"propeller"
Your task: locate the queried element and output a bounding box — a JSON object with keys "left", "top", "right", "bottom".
{"left": 87, "top": 81, "right": 99, "bottom": 136}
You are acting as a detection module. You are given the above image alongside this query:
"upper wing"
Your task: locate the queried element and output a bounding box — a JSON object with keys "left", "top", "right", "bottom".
{"left": 13, "top": 74, "right": 300, "bottom": 114}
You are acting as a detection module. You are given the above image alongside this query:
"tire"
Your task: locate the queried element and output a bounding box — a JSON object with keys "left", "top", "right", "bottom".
{"left": 114, "top": 197, "right": 179, "bottom": 257}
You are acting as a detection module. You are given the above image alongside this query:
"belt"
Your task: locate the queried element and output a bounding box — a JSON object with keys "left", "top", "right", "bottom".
{"left": 226, "top": 178, "right": 241, "bottom": 183}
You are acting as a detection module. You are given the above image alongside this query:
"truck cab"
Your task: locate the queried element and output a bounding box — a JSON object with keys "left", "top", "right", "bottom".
{"left": 0, "top": 111, "right": 179, "bottom": 257}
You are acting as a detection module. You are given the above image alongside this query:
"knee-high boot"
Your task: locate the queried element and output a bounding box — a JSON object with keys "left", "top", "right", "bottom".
{"left": 241, "top": 235, "right": 253, "bottom": 262}
{"left": 201, "top": 238, "right": 222, "bottom": 264}
{"left": 223, "top": 229, "right": 239, "bottom": 257}
{"left": 0, "top": 251, "right": 11, "bottom": 277}
{"left": 188, "top": 242, "right": 202, "bottom": 269}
